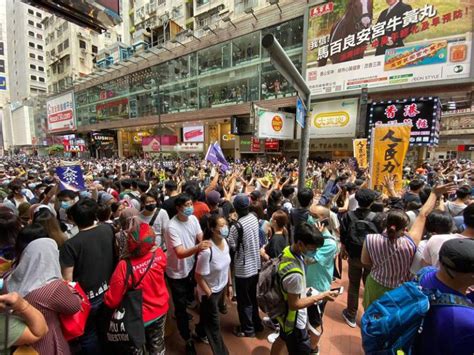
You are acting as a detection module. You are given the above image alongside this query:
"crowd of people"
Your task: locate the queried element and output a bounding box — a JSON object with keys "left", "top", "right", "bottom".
{"left": 0, "top": 155, "right": 472, "bottom": 355}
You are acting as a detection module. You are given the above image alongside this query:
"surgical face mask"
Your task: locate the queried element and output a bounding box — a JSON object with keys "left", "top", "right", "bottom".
{"left": 219, "top": 226, "right": 229, "bottom": 238}
{"left": 61, "top": 201, "right": 73, "bottom": 210}
{"left": 182, "top": 206, "right": 194, "bottom": 217}
{"left": 145, "top": 203, "right": 156, "bottom": 212}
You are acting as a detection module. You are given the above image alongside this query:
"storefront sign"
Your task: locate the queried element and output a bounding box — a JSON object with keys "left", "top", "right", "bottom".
{"left": 368, "top": 97, "right": 440, "bottom": 146}
{"left": 183, "top": 125, "right": 204, "bottom": 143}
{"left": 265, "top": 139, "right": 280, "bottom": 151}
{"left": 353, "top": 138, "right": 368, "bottom": 168}
{"left": 370, "top": 124, "right": 411, "bottom": 193}
{"left": 174, "top": 143, "right": 204, "bottom": 153}
{"left": 47, "top": 92, "right": 76, "bottom": 132}
{"left": 92, "top": 133, "right": 115, "bottom": 142}
{"left": 142, "top": 137, "right": 161, "bottom": 152}
{"left": 64, "top": 144, "right": 86, "bottom": 152}
{"left": 251, "top": 137, "right": 261, "bottom": 152}
{"left": 306, "top": 0, "right": 472, "bottom": 96}
{"left": 308, "top": 98, "right": 358, "bottom": 138}
{"left": 257, "top": 107, "right": 295, "bottom": 140}
{"left": 458, "top": 145, "right": 474, "bottom": 152}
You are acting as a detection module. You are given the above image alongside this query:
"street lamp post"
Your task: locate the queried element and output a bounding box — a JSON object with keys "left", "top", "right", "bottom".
{"left": 262, "top": 34, "right": 311, "bottom": 192}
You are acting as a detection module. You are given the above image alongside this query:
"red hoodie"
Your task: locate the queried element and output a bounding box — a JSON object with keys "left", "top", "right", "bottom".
{"left": 104, "top": 248, "right": 169, "bottom": 323}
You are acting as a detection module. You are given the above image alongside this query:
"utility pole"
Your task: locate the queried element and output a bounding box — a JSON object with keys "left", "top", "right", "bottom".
{"left": 262, "top": 34, "right": 312, "bottom": 192}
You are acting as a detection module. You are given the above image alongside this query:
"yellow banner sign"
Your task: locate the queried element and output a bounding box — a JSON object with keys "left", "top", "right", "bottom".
{"left": 353, "top": 139, "right": 368, "bottom": 169}
{"left": 370, "top": 125, "right": 411, "bottom": 192}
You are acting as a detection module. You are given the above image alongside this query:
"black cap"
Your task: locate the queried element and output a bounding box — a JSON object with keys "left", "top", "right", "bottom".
{"left": 439, "top": 238, "right": 474, "bottom": 273}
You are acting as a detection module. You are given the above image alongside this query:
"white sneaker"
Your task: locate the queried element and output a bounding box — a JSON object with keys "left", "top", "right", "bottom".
{"left": 267, "top": 331, "right": 279, "bottom": 344}
{"left": 262, "top": 316, "right": 278, "bottom": 330}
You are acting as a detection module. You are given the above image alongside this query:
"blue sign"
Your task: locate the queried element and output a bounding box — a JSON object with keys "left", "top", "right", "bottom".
{"left": 296, "top": 97, "right": 306, "bottom": 129}
{"left": 0, "top": 76, "right": 6, "bottom": 90}
{"left": 56, "top": 165, "right": 86, "bottom": 191}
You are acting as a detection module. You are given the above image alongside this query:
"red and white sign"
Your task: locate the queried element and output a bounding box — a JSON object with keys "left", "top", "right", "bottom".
{"left": 265, "top": 139, "right": 280, "bottom": 150}
{"left": 47, "top": 92, "right": 76, "bottom": 132}
{"left": 142, "top": 136, "right": 161, "bottom": 152}
{"left": 64, "top": 144, "right": 85, "bottom": 152}
{"left": 183, "top": 125, "right": 204, "bottom": 143}
{"left": 251, "top": 137, "right": 261, "bottom": 152}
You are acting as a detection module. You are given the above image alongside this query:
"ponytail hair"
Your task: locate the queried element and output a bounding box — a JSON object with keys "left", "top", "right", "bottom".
{"left": 204, "top": 214, "right": 224, "bottom": 240}
{"left": 385, "top": 210, "right": 410, "bottom": 241}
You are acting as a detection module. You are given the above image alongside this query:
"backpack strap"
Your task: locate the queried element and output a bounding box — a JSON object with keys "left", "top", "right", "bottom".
{"left": 429, "top": 292, "right": 474, "bottom": 309}
{"left": 234, "top": 221, "right": 245, "bottom": 265}
{"left": 149, "top": 208, "right": 160, "bottom": 227}
{"left": 126, "top": 253, "right": 156, "bottom": 290}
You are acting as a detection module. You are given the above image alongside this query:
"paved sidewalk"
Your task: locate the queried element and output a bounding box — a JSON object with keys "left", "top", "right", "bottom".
{"left": 165, "top": 263, "right": 364, "bottom": 354}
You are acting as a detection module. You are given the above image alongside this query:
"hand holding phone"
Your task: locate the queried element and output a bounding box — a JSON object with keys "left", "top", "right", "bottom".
{"left": 331, "top": 286, "right": 344, "bottom": 295}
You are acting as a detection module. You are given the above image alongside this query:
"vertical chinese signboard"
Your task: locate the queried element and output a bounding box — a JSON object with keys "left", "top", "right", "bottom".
{"left": 370, "top": 124, "right": 411, "bottom": 192}
{"left": 47, "top": 92, "right": 76, "bottom": 133}
{"left": 353, "top": 138, "right": 368, "bottom": 168}
{"left": 368, "top": 97, "right": 440, "bottom": 146}
{"left": 306, "top": 0, "right": 472, "bottom": 95}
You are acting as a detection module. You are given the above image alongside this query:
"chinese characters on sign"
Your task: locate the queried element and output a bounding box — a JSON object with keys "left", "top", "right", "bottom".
{"left": 353, "top": 139, "right": 368, "bottom": 169}
{"left": 56, "top": 165, "right": 86, "bottom": 192}
{"left": 370, "top": 124, "right": 411, "bottom": 193}
{"left": 47, "top": 92, "right": 76, "bottom": 133}
{"left": 368, "top": 97, "right": 440, "bottom": 146}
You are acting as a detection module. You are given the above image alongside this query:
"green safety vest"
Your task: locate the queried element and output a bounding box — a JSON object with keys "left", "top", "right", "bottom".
{"left": 276, "top": 246, "right": 304, "bottom": 334}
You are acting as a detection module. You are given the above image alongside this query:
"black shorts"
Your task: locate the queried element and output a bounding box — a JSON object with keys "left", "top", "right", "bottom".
{"left": 307, "top": 300, "right": 327, "bottom": 329}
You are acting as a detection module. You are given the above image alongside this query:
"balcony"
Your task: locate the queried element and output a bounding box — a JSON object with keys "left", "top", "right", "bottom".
{"left": 235, "top": 0, "right": 260, "bottom": 15}
{"left": 194, "top": 0, "right": 225, "bottom": 17}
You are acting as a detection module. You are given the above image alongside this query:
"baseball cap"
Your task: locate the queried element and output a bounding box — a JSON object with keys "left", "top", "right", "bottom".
{"left": 439, "top": 238, "right": 474, "bottom": 273}
{"left": 250, "top": 190, "right": 262, "bottom": 200}
{"left": 206, "top": 190, "right": 221, "bottom": 206}
{"left": 233, "top": 193, "right": 250, "bottom": 210}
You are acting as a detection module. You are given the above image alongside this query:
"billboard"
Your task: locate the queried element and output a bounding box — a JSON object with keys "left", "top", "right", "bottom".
{"left": 308, "top": 98, "right": 358, "bottom": 138}
{"left": 47, "top": 92, "right": 76, "bottom": 133}
{"left": 183, "top": 125, "right": 204, "bottom": 143}
{"left": 368, "top": 97, "right": 441, "bottom": 146}
{"left": 306, "top": 0, "right": 473, "bottom": 95}
{"left": 257, "top": 108, "right": 295, "bottom": 140}
{"left": 0, "top": 76, "right": 6, "bottom": 90}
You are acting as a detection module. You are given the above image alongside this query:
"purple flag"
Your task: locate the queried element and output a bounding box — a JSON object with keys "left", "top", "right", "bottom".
{"left": 213, "top": 142, "right": 229, "bottom": 171}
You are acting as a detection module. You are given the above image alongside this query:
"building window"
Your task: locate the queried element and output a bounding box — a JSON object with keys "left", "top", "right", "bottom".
{"left": 58, "top": 43, "right": 63, "bottom": 52}
{"left": 37, "top": 44, "right": 43, "bottom": 50}
{"left": 92, "top": 45, "right": 98, "bottom": 54}
{"left": 36, "top": 33, "right": 43, "bottom": 40}
{"left": 63, "top": 38, "right": 69, "bottom": 49}
{"left": 30, "top": 64, "right": 36, "bottom": 70}
{"left": 36, "top": 12, "right": 42, "bottom": 18}
{"left": 0, "top": 59, "right": 4, "bottom": 73}
{"left": 37, "top": 55, "right": 43, "bottom": 61}
{"left": 38, "top": 66, "right": 44, "bottom": 71}
{"left": 79, "top": 40, "right": 86, "bottom": 49}
{"left": 28, "top": 9, "right": 34, "bottom": 15}
{"left": 28, "top": 20, "right": 34, "bottom": 26}
{"left": 0, "top": 42, "right": 3, "bottom": 56}
{"left": 30, "top": 75, "right": 37, "bottom": 80}
{"left": 29, "top": 53, "right": 35, "bottom": 59}
{"left": 29, "top": 42, "right": 35, "bottom": 48}
{"left": 36, "top": 23, "right": 42, "bottom": 29}
{"left": 50, "top": 49, "right": 55, "bottom": 57}
{"left": 28, "top": 31, "right": 35, "bottom": 37}
{"left": 39, "top": 77, "right": 45, "bottom": 82}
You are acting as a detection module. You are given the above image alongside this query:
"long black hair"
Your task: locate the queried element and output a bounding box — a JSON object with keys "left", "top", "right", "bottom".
{"left": 204, "top": 213, "right": 225, "bottom": 240}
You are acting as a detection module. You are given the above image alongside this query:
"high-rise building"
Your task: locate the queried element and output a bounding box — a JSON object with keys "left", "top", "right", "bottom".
{"left": 1, "top": 0, "right": 47, "bottom": 152}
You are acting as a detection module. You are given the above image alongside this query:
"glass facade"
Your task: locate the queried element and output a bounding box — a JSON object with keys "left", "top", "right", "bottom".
{"left": 75, "top": 17, "right": 304, "bottom": 127}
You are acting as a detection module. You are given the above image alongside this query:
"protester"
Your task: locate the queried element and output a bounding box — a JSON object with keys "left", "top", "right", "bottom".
{"left": 195, "top": 214, "right": 231, "bottom": 355}
{"left": 7, "top": 238, "right": 82, "bottom": 354}
{"left": 139, "top": 192, "right": 169, "bottom": 250}
{"left": 104, "top": 217, "right": 169, "bottom": 355}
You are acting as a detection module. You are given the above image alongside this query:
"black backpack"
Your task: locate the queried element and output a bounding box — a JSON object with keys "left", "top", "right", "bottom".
{"left": 346, "top": 211, "right": 378, "bottom": 258}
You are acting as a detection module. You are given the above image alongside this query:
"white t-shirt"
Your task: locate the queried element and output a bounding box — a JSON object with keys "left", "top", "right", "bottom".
{"left": 410, "top": 239, "right": 427, "bottom": 275}
{"left": 329, "top": 210, "right": 340, "bottom": 239}
{"left": 139, "top": 209, "right": 170, "bottom": 249}
{"left": 422, "top": 234, "right": 465, "bottom": 267}
{"left": 348, "top": 194, "right": 359, "bottom": 211}
{"left": 165, "top": 215, "right": 202, "bottom": 279}
{"left": 281, "top": 255, "right": 307, "bottom": 330}
{"left": 195, "top": 240, "right": 231, "bottom": 297}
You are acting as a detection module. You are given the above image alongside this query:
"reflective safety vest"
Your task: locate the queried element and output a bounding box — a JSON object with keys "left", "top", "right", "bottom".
{"left": 276, "top": 246, "right": 304, "bottom": 334}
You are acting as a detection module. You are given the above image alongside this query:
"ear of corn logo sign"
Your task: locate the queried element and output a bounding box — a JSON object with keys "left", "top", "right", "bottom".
{"left": 272, "top": 115, "right": 283, "bottom": 131}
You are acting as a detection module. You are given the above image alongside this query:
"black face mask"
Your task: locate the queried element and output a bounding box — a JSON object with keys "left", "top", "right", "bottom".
{"left": 145, "top": 204, "right": 156, "bottom": 212}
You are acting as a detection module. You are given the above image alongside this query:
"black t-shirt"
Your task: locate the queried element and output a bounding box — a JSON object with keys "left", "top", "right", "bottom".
{"left": 162, "top": 195, "right": 178, "bottom": 219}
{"left": 60, "top": 223, "right": 116, "bottom": 300}
{"left": 265, "top": 233, "right": 288, "bottom": 259}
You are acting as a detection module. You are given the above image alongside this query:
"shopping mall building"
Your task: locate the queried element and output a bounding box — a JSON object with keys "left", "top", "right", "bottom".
{"left": 50, "top": 0, "right": 474, "bottom": 162}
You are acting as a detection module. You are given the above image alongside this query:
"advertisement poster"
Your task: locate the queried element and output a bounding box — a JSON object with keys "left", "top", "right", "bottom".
{"left": 306, "top": 0, "right": 472, "bottom": 95}
{"left": 368, "top": 97, "right": 440, "bottom": 146}
{"left": 299, "top": 98, "right": 358, "bottom": 138}
{"left": 0, "top": 76, "right": 6, "bottom": 90}
{"left": 183, "top": 125, "right": 204, "bottom": 143}
{"left": 370, "top": 124, "right": 411, "bottom": 192}
{"left": 142, "top": 136, "right": 161, "bottom": 152}
{"left": 353, "top": 138, "right": 368, "bottom": 168}
{"left": 257, "top": 107, "right": 295, "bottom": 140}
{"left": 47, "top": 92, "right": 76, "bottom": 133}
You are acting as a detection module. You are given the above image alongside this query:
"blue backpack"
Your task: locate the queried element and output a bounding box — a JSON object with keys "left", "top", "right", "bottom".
{"left": 361, "top": 267, "right": 474, "bottom": 355}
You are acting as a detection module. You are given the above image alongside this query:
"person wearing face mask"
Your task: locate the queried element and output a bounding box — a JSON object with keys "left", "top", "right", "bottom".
{"left": 8, "top": 181, "right": 28, "bottom": 208}
{"left": 271, "top": 222, "right": 340, "bottom": 355}
{"left": 139, "top": 192, "right": 169, "bottom": 251}
{"left": 195, "top": 215, "right": 232, "bottom": 354}
{"left": 165, "top": 193, "right": 211, "bottom": 355}
{"left": 56, "top": 190, "right": 79, "bottom": 238}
